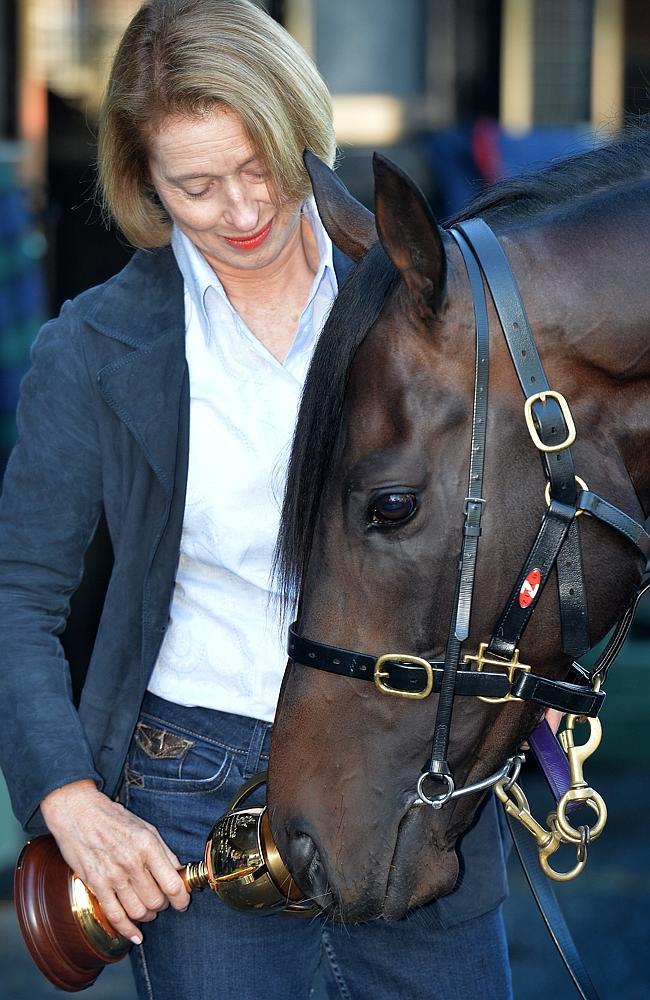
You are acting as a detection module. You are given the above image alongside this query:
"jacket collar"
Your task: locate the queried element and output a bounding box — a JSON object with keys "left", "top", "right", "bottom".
{"left": 332, "top": 245, "right": 354, "bottom": 286}
{"left": 85, "top": 246, "right": 184, "bottom": 348}
{"left": 86, "top": 243, "right": 354, "bottom": 348}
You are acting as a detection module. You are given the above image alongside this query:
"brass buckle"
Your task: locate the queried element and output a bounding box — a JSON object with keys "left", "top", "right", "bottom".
{"left": 374, "top": 654, "right": 434, "bottom": 700}
{"left": 463, "top": 642, "right": 531, "bottom": 704}
{"left": 524, "top": 390, "right": 576, "bottom": 453}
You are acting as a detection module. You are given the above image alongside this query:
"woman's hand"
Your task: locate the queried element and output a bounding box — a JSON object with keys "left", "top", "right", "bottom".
{"left": 520, "top": 708, "right": 564, "bottom": 750}
{"left": 40, "top": 780, "right": 190, "bottom": 943}
{"left": 544, "top": 708, "right": 564, "bottom": 735}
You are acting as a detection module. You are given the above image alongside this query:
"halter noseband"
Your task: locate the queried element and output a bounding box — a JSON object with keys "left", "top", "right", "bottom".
{"left": 287, "top": 218, "right": 650, "bottom": 808}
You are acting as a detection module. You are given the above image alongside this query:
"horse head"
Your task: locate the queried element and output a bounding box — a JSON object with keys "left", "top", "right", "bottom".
{"left": 269, "top": 143, "right": 650, "bottom": 921}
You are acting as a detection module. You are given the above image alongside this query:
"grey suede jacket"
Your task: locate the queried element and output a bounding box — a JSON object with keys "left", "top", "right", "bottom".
{"left": 0, "top": 244, "right": 508, "bottom": 926}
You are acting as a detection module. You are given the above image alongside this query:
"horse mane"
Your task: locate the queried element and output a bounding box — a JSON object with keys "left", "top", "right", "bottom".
{"left": 274, "top": 128, "right": 650, "bottom": 613}
{"left": 447, "top": 127, "right": 650, "bottom": 227}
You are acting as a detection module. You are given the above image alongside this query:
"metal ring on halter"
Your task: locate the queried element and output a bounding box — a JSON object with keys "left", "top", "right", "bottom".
{"left": 544, "top": 476, "right": 588, "bottom": 515}
{"left": 417, "top": 772, "right": 455, "bottom": 809}
{"left": 416, "top": 754, "right": 524, "bottom": 809}
{"left": 501, "top": 752, "right": 525, "bottom": 792}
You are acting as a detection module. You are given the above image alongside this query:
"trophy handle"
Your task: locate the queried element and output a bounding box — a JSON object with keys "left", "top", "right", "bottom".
{"left": 178, "top": 860, "right": 210, "bottom": 892}
{"left": 226, "top": 770, "right": 268, "bottom": 811}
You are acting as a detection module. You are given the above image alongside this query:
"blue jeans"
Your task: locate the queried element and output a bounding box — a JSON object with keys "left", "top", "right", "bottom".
{"left": 123, "top": 693, "right": 513, "bottom": 1000}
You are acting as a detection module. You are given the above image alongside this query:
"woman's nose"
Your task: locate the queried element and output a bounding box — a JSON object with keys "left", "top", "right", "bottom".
{"left": 222, "top": 183, "right": 259, "bottom": 232}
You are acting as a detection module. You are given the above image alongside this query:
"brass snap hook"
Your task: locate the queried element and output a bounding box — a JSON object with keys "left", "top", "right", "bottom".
{"left": 555, "top": 714, "right": 608, "bottom": 844}
{"left": 538, "top": 822, "right": 589, "bottom": 882}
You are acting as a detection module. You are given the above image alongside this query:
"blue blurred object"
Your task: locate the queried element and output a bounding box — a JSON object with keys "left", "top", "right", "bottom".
{"left": 0, "top": 162, "right": 46, "bottom": 477}
{"left": 422, "top": 122, "right": 598, "bottom": 220}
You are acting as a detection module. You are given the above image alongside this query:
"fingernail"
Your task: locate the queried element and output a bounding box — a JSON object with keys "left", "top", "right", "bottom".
{"left": 131, "top": 935, "right": 143, "bottom": 946}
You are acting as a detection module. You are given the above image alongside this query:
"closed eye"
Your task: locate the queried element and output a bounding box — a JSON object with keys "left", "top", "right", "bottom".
{"left": 184, "top": 187, "right": 211, "bottom": 200}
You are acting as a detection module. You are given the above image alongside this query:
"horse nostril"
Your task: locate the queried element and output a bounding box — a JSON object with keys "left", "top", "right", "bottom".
{"left": 285, "top": 830, "right": 316, "bottom": 876}
{"left": 284, "top": 829, "right": 330, "bottom": 902}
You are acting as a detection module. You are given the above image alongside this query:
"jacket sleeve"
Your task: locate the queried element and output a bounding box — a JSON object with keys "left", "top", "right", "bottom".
{"left": 0, "top": 300, "right": 105, "bottom": 829}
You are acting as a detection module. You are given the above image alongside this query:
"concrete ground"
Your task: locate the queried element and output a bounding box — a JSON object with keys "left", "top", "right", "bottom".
{"left": 0, "top": 767, "right": 648, "bottom": 999}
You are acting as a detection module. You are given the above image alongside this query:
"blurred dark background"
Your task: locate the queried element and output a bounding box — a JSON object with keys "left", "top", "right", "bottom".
{"left": 0, "top": 1, "right": 648, "bottom": 996}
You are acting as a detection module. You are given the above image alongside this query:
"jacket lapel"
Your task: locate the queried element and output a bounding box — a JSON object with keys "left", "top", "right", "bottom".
{"left": 97, "top": 337, "right": 188, "bottom": 496}
{"left": 90, "top": 248, "right": 187, "bottom": 496}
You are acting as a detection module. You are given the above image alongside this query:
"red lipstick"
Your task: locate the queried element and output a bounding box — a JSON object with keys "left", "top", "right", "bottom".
{"left": 223, "top": 219, "right": 273, "bottom": 250}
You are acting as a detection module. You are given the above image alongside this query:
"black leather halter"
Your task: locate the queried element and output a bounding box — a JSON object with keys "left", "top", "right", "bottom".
{"left": 287, "top": 217, "right": 650, "bottom": 795}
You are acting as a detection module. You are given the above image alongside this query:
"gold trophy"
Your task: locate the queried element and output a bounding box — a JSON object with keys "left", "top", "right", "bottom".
{"left": 14, "top": 774, "right": 315, "bottom": 992}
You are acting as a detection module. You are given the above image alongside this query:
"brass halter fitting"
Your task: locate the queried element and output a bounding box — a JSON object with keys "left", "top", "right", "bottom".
{"left": 374, "top": 653, "right": 434, "bottom": 699}
{"left": 524, "top": 390, "right": 576, "bottom": 452}
{"left": 495, "top": 712, "right": 608, "bottom": 881}
{"left": 463, "top": 643, "right": 531, "bottom": 704}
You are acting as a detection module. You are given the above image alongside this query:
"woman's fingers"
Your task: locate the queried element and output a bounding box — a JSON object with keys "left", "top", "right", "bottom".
{"left": 118, "top": 869, "right": 169, "bottom": 919}
{"left": 91, "top": 882, "right": 151, "bottom": 943}
{"left": 98, "top": 826, "right": 189, "bottom": 919}
{"left": 123, "top": 837, "right": 189, "bottom": 914}
{"left": 521, "top": 708, "right": 565, "bottom": 749}
{"left": 149, "top": 839, "right": 190, "bottom": 909}
{"left": 40, "top": 780, "right": 191, "bottom": 940}
{"left": 544, "top": 707, "right": 564, "bottom": 734}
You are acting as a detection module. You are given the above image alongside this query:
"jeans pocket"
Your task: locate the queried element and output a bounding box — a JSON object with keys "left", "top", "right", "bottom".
{"left": 125, "top": 718, "right": 233, "bottom": 796}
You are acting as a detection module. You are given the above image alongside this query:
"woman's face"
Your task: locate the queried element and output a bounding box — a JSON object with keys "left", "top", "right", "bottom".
{"left": 148, "top": 107, "right": 301, "bottom": 273}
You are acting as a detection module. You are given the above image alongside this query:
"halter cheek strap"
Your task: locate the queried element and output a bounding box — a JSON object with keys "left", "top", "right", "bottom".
{"left": 459, "top": 219, "right": 590, "bottom": 659}
{"left": 424, "top": 218, "right": 649, "bottom": 788}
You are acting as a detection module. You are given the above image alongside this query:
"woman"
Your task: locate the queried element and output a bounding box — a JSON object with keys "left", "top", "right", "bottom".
{"left": 0, "top": 2, "right": 513, "bottom": 997}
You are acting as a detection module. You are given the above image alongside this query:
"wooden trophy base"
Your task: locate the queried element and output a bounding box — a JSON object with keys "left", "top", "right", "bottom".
{"left": 14, "top": 835, "right": 130, "bottom": 992}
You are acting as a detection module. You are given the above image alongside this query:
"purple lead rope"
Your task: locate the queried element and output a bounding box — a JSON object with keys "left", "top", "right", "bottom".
{"left": 528, "top": 719, "right": 572, "bottom": 802}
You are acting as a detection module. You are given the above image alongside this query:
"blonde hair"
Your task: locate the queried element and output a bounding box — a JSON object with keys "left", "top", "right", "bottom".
{"left": 98, "top": 0, "right": 335, "bottom": 247}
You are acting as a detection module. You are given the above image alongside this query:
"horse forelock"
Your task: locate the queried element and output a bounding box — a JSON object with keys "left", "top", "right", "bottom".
{"left": 273, "top": 243, "right": 400, "bottom": 619}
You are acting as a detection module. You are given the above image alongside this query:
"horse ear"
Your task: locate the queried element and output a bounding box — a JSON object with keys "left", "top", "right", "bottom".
{"left": 373, "top": 153, "right": 446, "bottom": 318}
{"left": 303, "top": 150, "right": 377, "bottom": 261}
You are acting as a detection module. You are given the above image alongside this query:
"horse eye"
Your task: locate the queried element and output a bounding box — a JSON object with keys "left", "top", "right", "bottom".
{"left": 369, "top": 493, "right": 418, "bottom": 527}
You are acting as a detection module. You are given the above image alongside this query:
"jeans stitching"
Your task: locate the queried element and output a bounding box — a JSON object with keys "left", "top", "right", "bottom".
{"left": 126, "top": 755, "right": 234, "bottom": 796}
{"left": 133, "top": 943, "right": 155, "bottom": 1000}
{"left": 140, "top": 712, "right": 245, "bottom": 754}
{"left": 321, "top": 930, "right": 352, "bottom": 1000}
{"left": 140, "top": 711, "right": 270, "bottom": 758}
{"left": 245, "top": 719, "right": 272, "bottom": 776}
{"left": 123, "top": 765, "right": 131, "bottom": 811}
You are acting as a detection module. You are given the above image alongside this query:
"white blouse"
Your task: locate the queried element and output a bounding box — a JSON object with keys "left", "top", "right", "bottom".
{"left": 147, "top": 203, "right": 337, "bottom": 722}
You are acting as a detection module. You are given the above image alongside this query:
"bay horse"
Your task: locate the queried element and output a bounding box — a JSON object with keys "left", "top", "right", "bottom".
{"left": 268, "top": 132, "right": 650, "bottom": 924}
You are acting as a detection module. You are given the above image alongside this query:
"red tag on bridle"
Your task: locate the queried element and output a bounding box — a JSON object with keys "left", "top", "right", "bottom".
{"left": 519, "top": 567, "right": 541, "bottom": 608}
